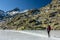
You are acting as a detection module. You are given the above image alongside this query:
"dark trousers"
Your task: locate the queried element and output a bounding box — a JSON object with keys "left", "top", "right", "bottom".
{"left": 47, "top": 31, "right": 50, "bottom": 37}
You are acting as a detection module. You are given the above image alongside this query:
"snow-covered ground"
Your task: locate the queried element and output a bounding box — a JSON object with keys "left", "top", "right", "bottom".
{"left": 0, "top": 30, "right": 60, "bottom": 40}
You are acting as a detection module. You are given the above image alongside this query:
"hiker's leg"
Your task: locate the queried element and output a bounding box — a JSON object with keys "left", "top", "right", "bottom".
{"left": 48, "top": 31, "right": 50, "bottom": 37}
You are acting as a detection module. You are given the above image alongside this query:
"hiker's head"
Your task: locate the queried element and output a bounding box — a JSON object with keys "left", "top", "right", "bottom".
{"left": 48, "top": 24, "right": 50, "bottom": 26}
{"left": 48, "top": 24, "right": 50, "bottom": 27}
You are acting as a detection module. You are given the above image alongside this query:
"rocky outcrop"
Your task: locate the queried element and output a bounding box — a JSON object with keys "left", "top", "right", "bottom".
{"left": 1, "top": 0, "right": 60, "bottom": 30}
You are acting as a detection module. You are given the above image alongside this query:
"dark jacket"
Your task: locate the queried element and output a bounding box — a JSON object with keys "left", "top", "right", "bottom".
{"left": 47, "top": 25, "right": 51, "bottom": 31}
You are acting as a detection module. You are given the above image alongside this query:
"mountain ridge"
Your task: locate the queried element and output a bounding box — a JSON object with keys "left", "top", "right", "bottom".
{"left": 0, "top": 0, "right": 60, "bottom": 30}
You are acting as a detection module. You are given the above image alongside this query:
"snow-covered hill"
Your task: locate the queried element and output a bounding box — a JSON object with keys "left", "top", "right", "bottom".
{"left": 0, "top": 30, "right": 60, "bottom": 40}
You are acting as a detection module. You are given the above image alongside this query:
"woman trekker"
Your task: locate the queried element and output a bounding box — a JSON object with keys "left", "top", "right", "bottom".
{"left": 47, "top": 25, "right": 51, "bottom": 37}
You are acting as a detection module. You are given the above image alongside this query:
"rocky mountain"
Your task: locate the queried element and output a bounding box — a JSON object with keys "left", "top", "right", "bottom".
{"left": 0, "top": 0, "right": 60, "bottom": 30}
{"left": 0, "top": 8, "right": 20, "bottom": 21}
{"left": 2, "top": 9, "right": 41, "bottom": 30}
{"left": 0, "top": 10, "right": 5, "bottom": 20}
{"left": 39, "top": 0, "right": 60, "bottom": 30}
{"left": 6, "top": 8, "right": 20, "bottom": 16}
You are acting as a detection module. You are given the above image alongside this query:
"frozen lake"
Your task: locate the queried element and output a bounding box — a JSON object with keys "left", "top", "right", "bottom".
{"left": 0, "top": 30, "right": 60, "bottom": 40}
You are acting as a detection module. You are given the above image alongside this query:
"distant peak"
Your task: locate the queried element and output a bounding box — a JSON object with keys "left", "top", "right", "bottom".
{"left": 13, "top": 7, "right": 20, "bottom": 11}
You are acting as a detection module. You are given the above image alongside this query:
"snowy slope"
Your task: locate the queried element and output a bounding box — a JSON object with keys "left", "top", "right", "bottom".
{"left": 0, "top": 30, "right": 60, "bottom": 40}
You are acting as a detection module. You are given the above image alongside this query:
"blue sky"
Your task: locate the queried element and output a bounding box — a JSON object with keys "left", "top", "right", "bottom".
{"left": 0, "top": 0, "right": 51, "bottom": 11}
